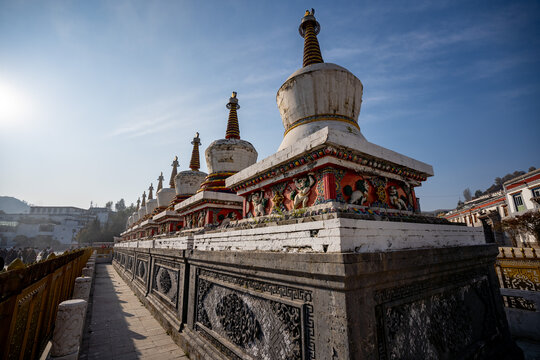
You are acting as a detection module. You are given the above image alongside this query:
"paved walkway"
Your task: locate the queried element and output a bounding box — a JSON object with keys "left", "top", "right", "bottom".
{"left": 80, "top": 264, "right": 188, "bottom": 360}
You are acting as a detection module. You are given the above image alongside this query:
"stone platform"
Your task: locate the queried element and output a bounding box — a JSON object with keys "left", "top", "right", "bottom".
{"left": 79, "top": 264, "right": 188, "bottom": 360}
{"left": 113, "top": 243, "right": 522, "bottom": 359}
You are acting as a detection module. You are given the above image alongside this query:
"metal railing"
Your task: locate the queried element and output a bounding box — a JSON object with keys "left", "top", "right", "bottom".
{"left": 495, "top": 247, "right": 539, "bottom": 311}
{"left": 0, "top": 248, "right": 92, "bottom": 360}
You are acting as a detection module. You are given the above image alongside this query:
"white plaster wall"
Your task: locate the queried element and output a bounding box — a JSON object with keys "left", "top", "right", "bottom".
{"left": 116, "top": 218, "right": 484, "bottom": 253}
{"left": 175, "top": 170, "right": 207, "bottom": 195}
{"left": 138, "top": 207, "right": 147, "bottom": 219}
{"left": 157, "top": 188, "right": 176, "bottom": 208}
{"left": 205, "top": 139, "right": 258, "bottom": 174}
{"left": 146, "top": 198, "right": 158, "bottom": 215}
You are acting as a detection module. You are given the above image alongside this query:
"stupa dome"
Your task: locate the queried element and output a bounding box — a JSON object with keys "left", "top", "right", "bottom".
{"left": 174, "top": 133, "right": 207, "bottom": 196}
{"left": 145, "top": 183, "right": 158, "bottom": 214}
{"left": 138, "top": 191, "right": 147, "bottom": 219}
{"left": 277, "top": 9, "right": 364, "bottom": 151}
{"left": 199, "top": 92, "right": 257, "bottom": 192}
{"left": 157, "top": 188, "right": 175, "bottom": 208}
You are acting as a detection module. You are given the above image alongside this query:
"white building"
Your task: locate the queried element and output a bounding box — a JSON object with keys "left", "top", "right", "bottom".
{"left": 503, "top": 168, "right": 540, "bottom": 246}
{"left": 0, "top": 206, "right": 109, "bottom": 248}
{"left": 444, "top": 167, "right": 540, "bottom": 247}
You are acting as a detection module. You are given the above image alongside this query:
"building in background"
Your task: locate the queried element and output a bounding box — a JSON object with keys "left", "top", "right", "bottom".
{"left": 444, "top": 167, "right": 540, "bottom": 247}
{"left": 0, "top": 205, "right": 109, "bottom": 249}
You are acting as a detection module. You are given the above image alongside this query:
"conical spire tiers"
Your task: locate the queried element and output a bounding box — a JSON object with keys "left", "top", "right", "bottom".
{"left": 170, "top": 156, "right": 179, "bottom": 188}
{"left": 141, "top": 191, "right": 146, "bottom": 207}
{"left": 136, "top": 198, "right": 140, "bottom": 210}
{"left": 157, "top": 172, "right": 164, "bottom": 191}
{"left": 190, "top": 133, "right": 201, "bottom": 171}
{"left": 299, "top": 9, "right": 323, "bottom": 67}
{"left": 148, "top": 183, "right": 154, "bottom": 200}
{"left": 225, "top": 92, "right": 240, "bottom": 140}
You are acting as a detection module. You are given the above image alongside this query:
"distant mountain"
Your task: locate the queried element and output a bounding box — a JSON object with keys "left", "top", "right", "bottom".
{"left": 0, "top": 196, "right": 30, "bottom": 214}
{"left": 422, "top": 209, "right": 451, "bottom": 217}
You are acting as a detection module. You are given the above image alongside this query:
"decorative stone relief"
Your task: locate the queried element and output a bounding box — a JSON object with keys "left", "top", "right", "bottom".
{"left": 51, "top": 299, "right": 87, "bottom": 357}
{"left": 270, "top": 183, "right": 287, "bottom": 214}
{"left": 248, "top": 191, "right": 267, "bottom": 217}
{"left": 196, "top": 278, "right": 213, "bottom": 329}
{"left": 375, "top": 274, "right": 501, "bottom": 360}
{"left": 195, "top": 269, "right": 314, "bottom": 360}
{"left": 197, "top": 210, "right": 206, "bottom": 228}
{"left": 290, "top": 173, "right": 316, "bottom": 209}
{"left": 215, "top": 293, "right": 262, "bottom": 347}
{"left": 152, "top": 264, "right": 179, "bottom": 306}
{"left": 136, "top": 259, "right": 147, "bottom": 283}
{"left": 343, "top": 179, "right": 369, "bottom": 206}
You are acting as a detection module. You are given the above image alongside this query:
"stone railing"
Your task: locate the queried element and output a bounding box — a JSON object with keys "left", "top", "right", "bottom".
{"left": 495, "top": 246, "right": 540, "bottom": 340}
{"left": 0, "top": 248, "right": 92, "bottom": 359}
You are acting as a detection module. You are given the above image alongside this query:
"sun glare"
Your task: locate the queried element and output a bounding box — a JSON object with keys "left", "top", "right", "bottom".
{"left": 0, "top": 80, "right": 32, "bottom": 128}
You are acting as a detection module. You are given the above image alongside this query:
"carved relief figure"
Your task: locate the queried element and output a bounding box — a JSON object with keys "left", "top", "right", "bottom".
{"left": 218, "top": 211, "right": 239, "bottom": 228}
{"left": 185, "top": 214, "right": 193, "bottom": 229}
{"left": 388, "top": 186, "right": 408, "bottom": 210}
{"left": 197, "top": 210, "right": 206, "bottom": 228}
{"left": 290, "top": 173, "right": 316, "bottom": 209}
{"left": 249, "top": 191, "right": 267, "bottom": 217}
{"left": 271, "top": 183, "right": 287, "bottom": 214}
{"left": 343, "top": 179, "right": 369, "bottom": 205}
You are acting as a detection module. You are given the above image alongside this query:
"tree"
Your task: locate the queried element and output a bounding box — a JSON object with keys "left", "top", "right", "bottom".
{"left": 115, "top": 199, "right": 126, "bottom": 212}
{"left": 474, "top": 190, "right": 483, "bottom": 198}
{"left": 529, "top": 166, "right": 537, "bottom": 172}
{"left": 105, "top": 201, "right": 113, "bottom": 211}
{"left": 463, "top": 188, "right": 472, "bottom": 202}
{"left": 499, "top": 211, "right": 540, "bottom": 245}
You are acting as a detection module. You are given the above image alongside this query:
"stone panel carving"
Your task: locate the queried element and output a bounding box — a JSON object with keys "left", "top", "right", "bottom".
{"left": 135, "top": 259, "right": 148, "bottom": 285}
{"left": 151, "top": 263, "right": 179, "bottom": 306}
{"left": 375, "top": 273, "right": 502, "bottom": 360}
{"left": 215, "top": 293, "right": 262, "bottom": 347}
{"left": 127, "top": 255, "right": 134, "bottom": 273}
{"left": 195, "top": 269, "right": 314, "bottom": 360}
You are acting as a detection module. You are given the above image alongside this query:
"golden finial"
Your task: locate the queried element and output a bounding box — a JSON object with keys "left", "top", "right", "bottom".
{"left": 190, "top": 133, "right": 202, "bottom": 171}
{"left": 299, "top": 8, "right": 323, "bottom": 67}
{"left": 225, "top": 91, "right": 241, "bottom": 139}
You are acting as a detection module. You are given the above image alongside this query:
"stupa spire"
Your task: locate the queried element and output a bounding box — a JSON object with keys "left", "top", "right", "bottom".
{"left": 299, "top": 9, "right": 323, "bottom": 67}
{"left": 141, "top": 191, "right": 146, "bottom": 207}
{"left": 170, "top": 156, "right": 179, "bottom": 188}
{"left": 225, "top": 92, "right": 240, "bottom": 140}
{"left": 136, "top": 198, "right": 140, "bottom": 210}
{"left": 189, "top": 133, "right": 202, "bottom": 171}
{"left": 157, "top": 172, "right": 164, "bottom": 191}
{"left": 148, "top": 183, "right": 154, "bottom": 200}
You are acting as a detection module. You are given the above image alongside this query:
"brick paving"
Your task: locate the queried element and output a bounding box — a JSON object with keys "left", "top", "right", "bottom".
{"left": 80, "top": 264, "right": 188, "bottom": 360}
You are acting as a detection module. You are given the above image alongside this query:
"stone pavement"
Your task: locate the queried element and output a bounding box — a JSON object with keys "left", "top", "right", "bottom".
{"left": 80, "top": 264, "right": 188, "bottom": 360}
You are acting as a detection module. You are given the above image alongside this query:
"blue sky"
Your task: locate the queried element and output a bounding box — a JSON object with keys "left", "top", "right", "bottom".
{"left": 1, "top": 0, "right": 539, "bottom": 211}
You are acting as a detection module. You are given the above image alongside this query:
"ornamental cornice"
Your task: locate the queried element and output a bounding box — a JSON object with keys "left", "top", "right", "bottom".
{"left": 229, "top": 145, "right": 429, "bottom": 192}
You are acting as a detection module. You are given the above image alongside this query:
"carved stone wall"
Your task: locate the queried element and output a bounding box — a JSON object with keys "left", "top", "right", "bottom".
{"left": 151, "top": 259, "right": 180, "bottom": 308}
{"left": 194, "top": 269, "right": 313, "bottom": 360}
{"left": 375, "top": 273, "right": 501, "bottom": 360}
{"left": 112, "top": 245, "right": 520, "bottom": 360}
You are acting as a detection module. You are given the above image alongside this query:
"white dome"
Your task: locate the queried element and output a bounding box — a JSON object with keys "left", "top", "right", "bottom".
{"left": 205, "top": 138, "right": 257, "bottom": 174}
{"left": 175, "top": 170, "right": 207, "bottom": 196}
{"left": 157, "top": 188, "right": 176, "bottom": 208}
{"left": 145, "top": 198, "right": 158, "bottom": 215}
{"left": 277, "top": 63, "right": 364, "bottom": 151}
